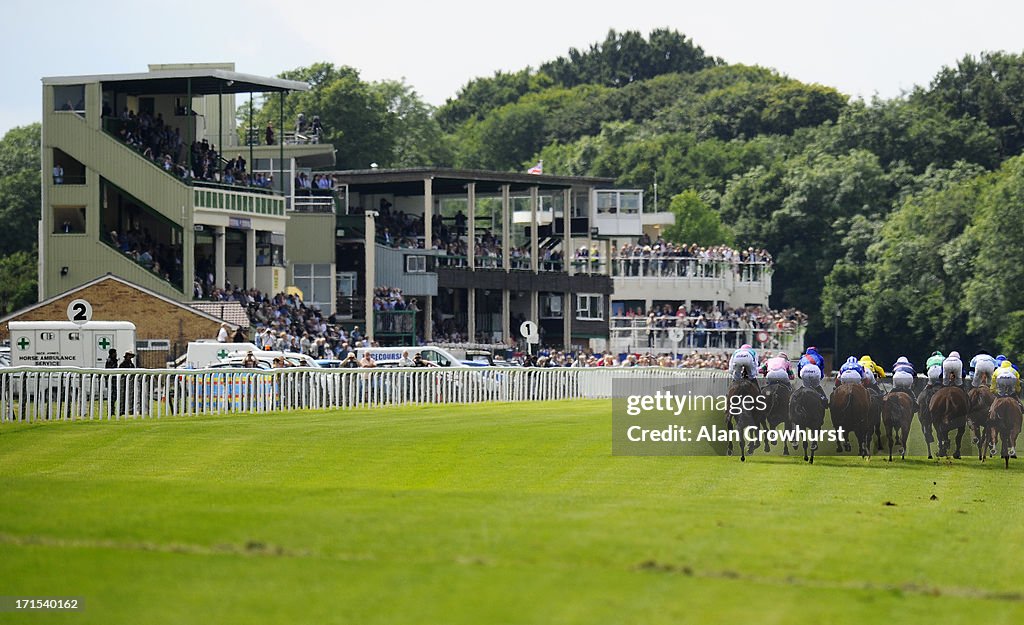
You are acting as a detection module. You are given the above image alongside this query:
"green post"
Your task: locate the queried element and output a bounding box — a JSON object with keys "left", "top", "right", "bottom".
{"left": 186, "top": 78, "right": 193, "bottom": 178}
{"left": 218, "top": 83, "right": 223, "bottom": 178}
{"left": 278, "top": 91, "right": 285, "bottom": 196}
{"left": 248, "top": 92, "right": 254, "bottom": 182}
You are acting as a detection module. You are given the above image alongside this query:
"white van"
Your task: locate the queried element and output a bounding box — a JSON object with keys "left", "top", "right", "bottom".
{"left": 8, "top": 321, "right": 137, "bottom": 368}
{"left": 180, "top": 341, "right": 320, "bottom": 369}
{"left": 355, "top": 346, "right": 468, "bottom": 368}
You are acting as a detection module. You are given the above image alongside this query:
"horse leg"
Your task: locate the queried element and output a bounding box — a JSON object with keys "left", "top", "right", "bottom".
{"left": 954, "top": 425, "right": 965, "bottom": 460}
{"left": 803, "top": 440, "right": 809, "bottom": 462}
{"left": 726, "top": 414, "right": 734, "bottom": 456}
{"left": 901, "top": 422, "right": 910, "bottom": 460}
{"left": 921, "top": 419, "right": 934, "bottom": 459}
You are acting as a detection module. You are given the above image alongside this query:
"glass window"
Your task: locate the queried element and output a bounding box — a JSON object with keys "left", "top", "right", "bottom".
{"left": 596, "top": 191, "right": 617, "bottom": 214}
{"left": 541, "top": 293, "right": 563, "bottom": 319}
{"left": 256, "top": 232, "right": 285, "bottom": 266}
{"left": 619, "top": 191, "right": 641, "bottom": 213}
{"left": 292, "top": 263, "right": 333, "bottom": 312}
{"left": 406, "top": 255, "right": 426, "bottom": 273}
{"left": 576, "top": 294, "right": 604, "bottom": 321}
{"left": 54, "top": 85, "right": 85, "bottom": 113}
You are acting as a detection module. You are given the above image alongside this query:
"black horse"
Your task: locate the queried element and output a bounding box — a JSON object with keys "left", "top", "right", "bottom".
{"left": 726, "top": 378, "right": 764, "bottom": 462}
{"left": 761, "top": 378, "right": 792, "bottom": 455}
{"left": 788, "top": 384, "right": 827, "bottom": 463}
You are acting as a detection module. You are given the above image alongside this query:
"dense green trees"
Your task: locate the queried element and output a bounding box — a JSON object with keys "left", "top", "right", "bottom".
{"left": 0, "top": 124, "right": 40, "bottom": 313}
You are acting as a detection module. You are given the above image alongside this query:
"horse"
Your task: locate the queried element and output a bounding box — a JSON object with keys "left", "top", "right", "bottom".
{"left": 726, "top": 378, "right": 764, "bottom": 461}
{"left": 865, "top": 383, "right": 885, "bottom": 452}
{"left": 928, "top": 385, "right": 970, "bottom": 459}
{"left": 761, "top": 378, "right": 792, "bottom": 455}
{"left": 788, "top": 385, "right": 827, "bottom": 463}
{"left": 917, "top": 384, "right": 939, "bottom": 459}
{"left": 830, "top": 382, "right": 872, "bottom": 457}
{"left": 986, "top": 397, "right": 1023, "bottom": 469}
{"left": 881, "top": 390, "right": 914, "bottom": 461}
{"left": 967, "top": 386, "right": 995, "bottom": 460}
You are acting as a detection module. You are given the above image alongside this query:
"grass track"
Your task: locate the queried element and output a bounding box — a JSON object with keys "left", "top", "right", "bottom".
{"left": 1, "top": 400, "right": 1023, "bottom": 624}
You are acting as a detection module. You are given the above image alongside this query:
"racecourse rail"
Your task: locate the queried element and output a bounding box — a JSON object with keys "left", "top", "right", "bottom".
{"left": 0, "top": 367, "right": 731, "bottom": 422}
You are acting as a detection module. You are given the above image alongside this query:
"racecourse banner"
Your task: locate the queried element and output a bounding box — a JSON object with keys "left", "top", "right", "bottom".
{"left": 611, "top": 376, "right": 848, "bottom": 456}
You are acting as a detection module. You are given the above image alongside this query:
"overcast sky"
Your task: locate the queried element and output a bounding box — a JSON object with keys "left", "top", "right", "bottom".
{"left": 2, "top": 0, "right": 1022, "bottom": 135}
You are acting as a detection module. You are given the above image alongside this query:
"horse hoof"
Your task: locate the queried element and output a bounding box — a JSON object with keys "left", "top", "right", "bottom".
{"left": 954, "top": 452, "right": 961, "bottom": 460}
{"left": 741, "top": 456, "right": 746, "bottom": 462}
{"left": 727, "top": 448, "right": 733, "bottom": 456}
{"left": 844, "top": 443, "right": 852, "bottom": 452}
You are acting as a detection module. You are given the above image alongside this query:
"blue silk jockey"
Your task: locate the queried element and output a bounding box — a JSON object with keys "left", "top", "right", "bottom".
{"left": 729, "top": 344, "right": 759, "bottom": 381}
{"left": 838, "top": 356, "right": 865, "bottom": 385}
{"left": 798, "top": 347, "right": 827, "bottom": 401}
{"left": 969, "top": 352, "right": 997, "bottom": 388}
{"left": 891, "top": 356, "right": 916, "bottom": 400}
{"left": 942, "top": 351, "right": 965, "bottom": 387}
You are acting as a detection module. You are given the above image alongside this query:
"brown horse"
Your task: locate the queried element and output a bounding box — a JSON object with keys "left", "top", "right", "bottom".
{"left": 929, "top": 385, "right": 970, "bottom": 459}
{"left": 762, "top": 379, "right": 792, "bottom": 455}
{"left": 917, "top": 385, "right": 939, "bottom": 458}
{"left": 968, "top": 386, "right": 995, "bottom": 460}
{"left": 882, "top": 391, "right": 914, "bottom": 461}
{"left": 789, "top": 385, "right": 827, "bottom": 463}
{"left": 726, "top": 378, "right": 764, "bottom": 462}
{"left": 830, "top": 383, "right": 872, "bottom": 456}
{"left": 986, "top": 397, "right": 1023, "bottom": 469}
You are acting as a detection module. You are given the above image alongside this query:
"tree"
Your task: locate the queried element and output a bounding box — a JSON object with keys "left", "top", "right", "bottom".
{"left": 662, "top": 190, "right": 733, "bottom": 246}
{"left": 0, "top": 125, "right": 41, "bottom": 257}
{"left": 370, "top": 79, "right": 452, "bottom": 167}
{"left": 0, "top": 251, "right": 36, "bottom": 314}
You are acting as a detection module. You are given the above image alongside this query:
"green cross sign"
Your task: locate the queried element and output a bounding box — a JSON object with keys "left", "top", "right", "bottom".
{"left": 98, "top": 338, "right": 111, "bottom": 350}
{"left": 218, "top": 349, "right": 229, "bottom": 359}
{"left": 17, "top": 337, "right": 29, "bottom": 350}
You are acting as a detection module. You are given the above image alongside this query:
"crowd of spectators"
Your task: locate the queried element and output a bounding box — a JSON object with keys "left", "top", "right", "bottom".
{"left": 511, "top": 349, "right": 731, "bottom": 370}
{"left": 612, "top": 238, "right": 773, "bottom": 279}
{"left": 107, "top": 227, "right": 182, "bottom": 286}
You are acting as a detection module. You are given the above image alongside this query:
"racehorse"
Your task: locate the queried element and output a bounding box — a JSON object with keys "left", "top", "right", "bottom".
{"left": 726, "top": 378, "right": 764, "bottom": 462}
{"left": 986, "top": 397, "right": 1023, "bottom": 469}
{"left": 967, "top": 386, "right": 995, "bottom": 460}
{"left": 881, "top": 390, "right": 914, "bottom": 461}
{"left": 788, "top": 385, "right": 827, "bottom": 463}
{"left": 917, "top": 385, "right": 939, "bottom": 458}
{"left": 761, "top": 378, "right": 792, "bottom": 455}
{"left": 928, "top": 385, "right": 970, "bottom": 459}
{"left": 830, "top": 382, "right": 872, "bottom": 457}
{"left": 865, "top": 384, "right": 885, "bottom": 452}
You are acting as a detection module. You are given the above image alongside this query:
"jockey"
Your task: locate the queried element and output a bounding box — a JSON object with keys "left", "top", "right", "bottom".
{"left": 992, "top": 360, "right": 1021, "bottom": 397}
{"left": 729, "top": 343, "right": 759, "bottom": 381}
{"left": 760, "top": 351, "right": 794, "bottom": 384}
{"left": 925, "top": 350, "right": 944, "bottom": 387}
{"left": 969, "top": 351, "right": 997, "bottom": 387}
{"left": 798, "top": 346, "right": 825, "bottom": 374}
{"left": 837, "top": 356, "right": 865, "bottom": 385}
{"left": 891, "top": 356, "right": 916, "bottom": 399}
{"left": 942, "top": 351, "right": 964, "bottom": 387}
{"left": 858, "top": 355, "right": 885, "bottom": 383}
{"left": 995, "top": 354, "right": 1019, "bottom": 372}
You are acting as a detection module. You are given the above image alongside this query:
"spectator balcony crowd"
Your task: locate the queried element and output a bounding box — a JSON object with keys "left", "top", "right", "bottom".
{"left": 106, "top": 227, "right": 183, "bottom": 287}
{"left": 611, "top": 238, "right": 773, "bottom": 280}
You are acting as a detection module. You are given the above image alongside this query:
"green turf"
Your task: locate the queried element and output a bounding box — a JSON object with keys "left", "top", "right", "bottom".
{"left": 1, "top": 401, "right": 1023, "bottom": 624}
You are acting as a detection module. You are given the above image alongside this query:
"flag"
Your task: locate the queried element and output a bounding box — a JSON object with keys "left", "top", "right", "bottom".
{"left": 527, "top": 160, "right": 543, "bottom": 175}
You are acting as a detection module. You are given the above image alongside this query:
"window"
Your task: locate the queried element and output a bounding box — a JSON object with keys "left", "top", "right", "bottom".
{"left": 53, "top": 206, "right": 86, "bottom": 234}
{"left": 293, "top": 264, "right": 333, "bottom": 312}
{"left": 256, "top": 232, "right": 285, "bottom": 267}
{"left": 406, "top": 255, "right": 426, "bottom": 273}
{"left": 541, "top": 293, "right": 563, "bottom": 319}
{"left": 54, "top": 85, "right": 85, "bottom": 113}
{"left": 576, "top": 294, "right": 604, "bottom": 321}
{"left": 52, "top": 149, "right": 86, "bottom": 185}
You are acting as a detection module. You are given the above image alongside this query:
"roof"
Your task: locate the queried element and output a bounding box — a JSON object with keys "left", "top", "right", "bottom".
{"left": 42, "top": 68, "right": 308, "bottom": 96}
{"left": 190, "top": 301, "right": 251, "bottom": 328}
{"left": 330, "top": 167, "right": 616, "bottom": 195}
{"left": 0, "top": 274, "right": 240, "bottom": 329}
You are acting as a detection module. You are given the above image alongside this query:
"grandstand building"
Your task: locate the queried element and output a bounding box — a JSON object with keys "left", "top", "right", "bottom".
{"left": 39, "top": 63, "right": 335, "bottom": 305}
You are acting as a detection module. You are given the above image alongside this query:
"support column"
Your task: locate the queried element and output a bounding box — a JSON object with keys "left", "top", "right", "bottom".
{"left": 364, "top": 213, "right": 376, "bottom": 343}
{"left": 563, "top": 292, "right": 572, "bottom": 351}
{"left": 563, "top": 188, "right": 572, "bottom": 276}
{"left": 586, "top": 190, "right": 594, "bottom": 275}
{"left": 245, "top": 229, "right": 256, "bottom": 289}
{"left": 502, "top": 289, "right": 511, "bottom": 345}
{"left": 501, "top": 184, "right": 510, "bottom": 271}
{"left": 425, "top": 297, "right": 433, "bottom": 342}
{"left": 467, "top": 182, "right": 476, "bottom": 270}
{"left": 530, "top": 291, "right": 539, "bottom": 331}
{"left": 530, "top": 186, "right": 539, "bottom": 273}
{"left": 467, "top": 288, "right": 476, "bottom": 344}
{"left": 424, "top": 176, "right": 433, "bottom": 251}
{"left": 214, "top": 226, "right": 226, "bottom": 288}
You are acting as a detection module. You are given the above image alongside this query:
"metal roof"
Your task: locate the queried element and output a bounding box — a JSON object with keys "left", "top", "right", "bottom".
{"left": 331, "top": 167, "right": 615, "bottom": 196}
{"left": 42, "top": 68, "right": 308, "bottom": 95}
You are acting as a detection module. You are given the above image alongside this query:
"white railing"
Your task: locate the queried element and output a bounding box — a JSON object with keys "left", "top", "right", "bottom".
{"left": 0, "top": 367, "right": 729, "bottom": 422}
{"left": 609, "top": 320, "right": 805, "bottom": 355}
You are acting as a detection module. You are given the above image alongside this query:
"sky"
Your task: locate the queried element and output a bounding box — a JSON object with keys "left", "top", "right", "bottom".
{"left": 2, "top": 0, "right": 1022, "bottom": 135}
